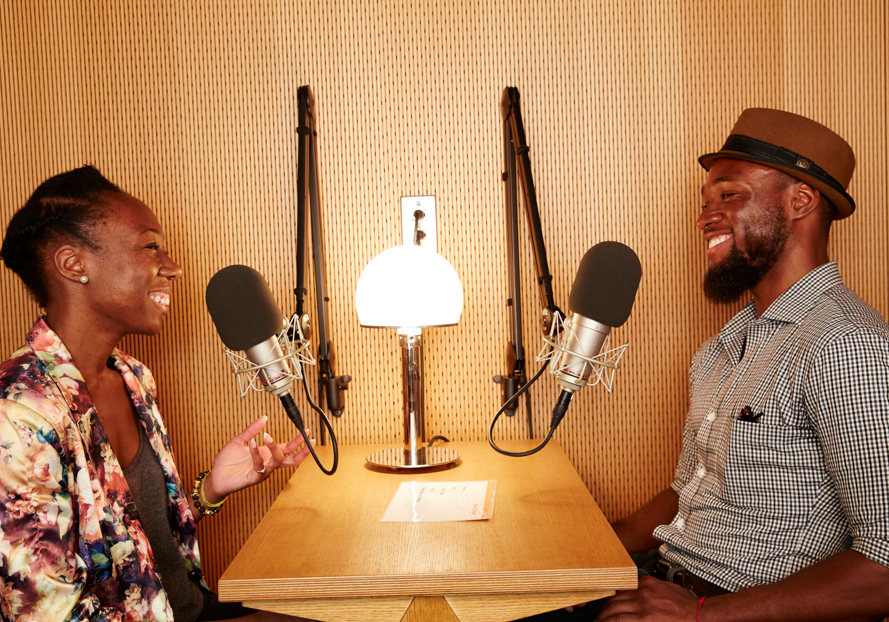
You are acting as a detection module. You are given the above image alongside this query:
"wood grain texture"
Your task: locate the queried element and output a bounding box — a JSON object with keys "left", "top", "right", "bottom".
{"left": 445, "top": 591, "right": 615, "bottom": 622}
{"left": 242, "top": 597, "right": 412, "bottom": 622}
{"left": 401, "top": 597, "right": 462, "bottom": 622}
{"left": 1, "top": 0, "right": 886, "bottom": 590}
{"left": 246, "top": 591, "right": 616, "bottom": 622}
{"left": 218, "top": 441, "right": 635, "bottom": 606}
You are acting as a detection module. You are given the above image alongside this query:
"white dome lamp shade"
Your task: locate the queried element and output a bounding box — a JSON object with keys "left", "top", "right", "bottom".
{"left": 355, "top": 244, "right": 463, "bottom": 469}
{"left": 355, "top": 245, "right": 463, "bottom": 329}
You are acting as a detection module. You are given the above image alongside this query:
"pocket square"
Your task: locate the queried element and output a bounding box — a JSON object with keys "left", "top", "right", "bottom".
{"left": 738, "top": 405, "right": 764, "bottom": 423}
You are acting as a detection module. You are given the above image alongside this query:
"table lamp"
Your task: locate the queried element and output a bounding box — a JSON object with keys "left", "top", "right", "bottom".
{"left": 355, "top": 243, "right": 463, "bottom": 469}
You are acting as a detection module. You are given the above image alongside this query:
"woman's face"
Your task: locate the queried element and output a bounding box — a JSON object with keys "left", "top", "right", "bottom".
{"left": 79, "top": 193, "right": 182, "bottom": 337}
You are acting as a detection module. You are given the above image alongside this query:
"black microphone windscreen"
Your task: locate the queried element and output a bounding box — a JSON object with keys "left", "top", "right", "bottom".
{"left": 568, "top": 241, "right": 642, "bottom": 327}
{"left": 205, "top": 265, "right": 284, "bottom": 351}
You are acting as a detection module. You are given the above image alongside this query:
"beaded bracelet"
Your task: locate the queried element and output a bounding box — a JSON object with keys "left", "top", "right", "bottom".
{"left": 192, "top": 470, "right": 226, "bottom": 516}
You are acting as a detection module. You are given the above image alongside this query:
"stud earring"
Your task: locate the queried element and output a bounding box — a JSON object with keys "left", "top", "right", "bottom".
{"left": 80, "top": 275, "right": 89, "bottom": 284}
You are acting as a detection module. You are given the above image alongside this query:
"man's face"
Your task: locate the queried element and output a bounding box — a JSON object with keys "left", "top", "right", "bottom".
{"left": 697, "top": 159, "right": 793, "bottom": 304}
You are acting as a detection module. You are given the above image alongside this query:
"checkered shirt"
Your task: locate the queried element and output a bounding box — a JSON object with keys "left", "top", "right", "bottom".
{"left": 654, "top": 262, "right": 889, "bottom": 592}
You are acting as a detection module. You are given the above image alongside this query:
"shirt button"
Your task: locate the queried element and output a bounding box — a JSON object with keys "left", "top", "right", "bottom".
{"left": 706, "top": 411, "right": 716, "bottom": 422}
{"left": 676, "top": 517, "right": 685, "bottom": 529}
{"left": 696, "top": 466, "right": 707, "bottom": 479}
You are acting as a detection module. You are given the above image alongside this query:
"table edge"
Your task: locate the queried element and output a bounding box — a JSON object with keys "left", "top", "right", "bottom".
{"left": 218, "top": 566, "right": 638, "bottom": 601}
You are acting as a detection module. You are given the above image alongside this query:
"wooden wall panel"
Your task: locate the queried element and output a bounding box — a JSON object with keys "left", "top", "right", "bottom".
{"left": 781, "top": 0, "right": 889, "bottom": 316}
{"left": 1, "top": 0, "right": 886, "bottom": 589}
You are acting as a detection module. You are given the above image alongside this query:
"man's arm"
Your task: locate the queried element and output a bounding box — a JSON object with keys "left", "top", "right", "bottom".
{"left": 702, "top": 550, "right": 889, "bottom": 621}
{"left": 599, "top": 549, "right": 889, "bottom": 622}
{"left": 610, "top": 487, "right": 678, "bottom": 554}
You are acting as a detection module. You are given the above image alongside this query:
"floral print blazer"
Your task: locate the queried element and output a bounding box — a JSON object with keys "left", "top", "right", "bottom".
{"left": 0, "top": 317, "right": 207, "bottom": 621}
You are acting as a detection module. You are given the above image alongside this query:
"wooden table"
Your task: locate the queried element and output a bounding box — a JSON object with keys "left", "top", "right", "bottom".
{"left": 218, "top": 440, "right": 636, "bottom": 622}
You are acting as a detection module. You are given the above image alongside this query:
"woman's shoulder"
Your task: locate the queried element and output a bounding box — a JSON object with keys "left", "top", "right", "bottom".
{"left": 0, "top": 345, "right": 45, "bottom": 395}
{"left": 0, "top": 346, "right": 76, "bottom": 437}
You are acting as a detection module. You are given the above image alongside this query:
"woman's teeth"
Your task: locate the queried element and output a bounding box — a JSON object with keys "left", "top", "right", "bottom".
{"left": 150, "top": 292, "right": 170, "bottom": 307}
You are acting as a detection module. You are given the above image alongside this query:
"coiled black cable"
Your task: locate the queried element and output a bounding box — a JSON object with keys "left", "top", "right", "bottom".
{"left": 277, "top": 378, "right": 338, "bottom": 475}
{"left": 488, "top": 348, "right": 561, "bottom": 457}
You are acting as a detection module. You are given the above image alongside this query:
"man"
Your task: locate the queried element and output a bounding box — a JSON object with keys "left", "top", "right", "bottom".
{"left": 599, "top": 109, "right": 889, "bottom": 621}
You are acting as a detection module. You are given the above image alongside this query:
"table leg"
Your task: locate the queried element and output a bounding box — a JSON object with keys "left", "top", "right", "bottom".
{"left": 400, "top": 596, "right": 461, "bottom": 622}
{"left": 445, "top": 591, "right": 615, "bottom": 622}
{"left": 242, "top": 597, "right": 412, "bottom": 622}
{"left": 242, "top": 590, "right": 615, "bottom": 622}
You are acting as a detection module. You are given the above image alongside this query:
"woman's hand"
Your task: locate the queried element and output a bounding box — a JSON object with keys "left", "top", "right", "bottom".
{"left": 203, "top": 416, "right": 314, "bottom": 502}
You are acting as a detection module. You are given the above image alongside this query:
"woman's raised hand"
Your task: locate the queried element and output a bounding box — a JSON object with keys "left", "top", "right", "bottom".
{"left": 204, "top": 416, "right": 314, "bottom": 501}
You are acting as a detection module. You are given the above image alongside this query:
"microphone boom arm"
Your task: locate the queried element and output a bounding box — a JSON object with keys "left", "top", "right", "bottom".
{"left": 501, "top": 87, "right": 562, "bottom": 328}
{"left": 495, "top": 87, "right": 563, "bottom": 425}
{"left": 497, "top": 92, "right": 527, "bottom": 417}
{"left": 295, "top": 85, "right": 351, "bottom": 428}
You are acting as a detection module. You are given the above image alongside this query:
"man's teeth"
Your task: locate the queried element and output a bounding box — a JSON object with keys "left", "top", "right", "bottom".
{"left": 708, "top": 234, "right": 732, "bottom": 249}
{"left": 150, "top": 293, "right": 170, "bottom": 307}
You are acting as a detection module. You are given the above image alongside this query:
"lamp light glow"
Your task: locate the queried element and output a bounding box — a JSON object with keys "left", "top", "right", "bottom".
{"left": 355, "top": 245, "right": 463, "bottom": 329}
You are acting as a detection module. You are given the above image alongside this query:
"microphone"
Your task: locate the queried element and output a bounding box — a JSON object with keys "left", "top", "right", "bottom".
{"left": 206, "top": 265, "right": 338, "bottom": 475}
{"left": 488, "top": 241, "right": 641, "bottom": 457}
{"left": 205, "top": 265, "right": 308, "bottom": 432}
{"left": 548, "top": 241, "right": 641, "bottom": 428}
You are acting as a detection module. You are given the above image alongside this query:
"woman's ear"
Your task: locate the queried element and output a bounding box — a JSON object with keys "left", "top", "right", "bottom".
{"left": 52, "top": 245, "right": 90, "bottom": 284}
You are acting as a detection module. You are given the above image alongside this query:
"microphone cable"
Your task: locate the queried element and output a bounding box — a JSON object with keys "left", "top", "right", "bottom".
{"left": 488, "top": 347, "right": 560, "bottom": 457}
{"left": 277, "top": 377, "right": 339, "bottom": 475}
{"left": 301, "top": 375, "right": 339, "bottom": 475}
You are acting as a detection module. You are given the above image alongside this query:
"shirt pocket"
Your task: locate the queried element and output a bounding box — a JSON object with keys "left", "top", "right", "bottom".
{"left": 724, "top": 419, "right": 824, "bottom": 520}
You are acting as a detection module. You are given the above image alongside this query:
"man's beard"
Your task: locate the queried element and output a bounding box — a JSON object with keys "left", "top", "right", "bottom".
{"left": 703, "top": 205, "right": 789, "bottom": 304}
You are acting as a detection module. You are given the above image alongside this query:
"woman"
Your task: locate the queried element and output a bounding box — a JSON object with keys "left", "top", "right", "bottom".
{"left": 0, "top": 166, "right": 312, "bottom": 621}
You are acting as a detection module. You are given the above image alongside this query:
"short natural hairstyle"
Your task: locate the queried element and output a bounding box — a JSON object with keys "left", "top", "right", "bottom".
{"left": 0, "top": 166, "right": 123, "bottom": 307}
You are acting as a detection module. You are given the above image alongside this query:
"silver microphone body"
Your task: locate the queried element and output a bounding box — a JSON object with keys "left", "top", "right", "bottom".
{"left": 554, "top": 314, "right": 611, "bottom": 393}
{"left": 243, "top": 336, "right": 295, "bottom": 396}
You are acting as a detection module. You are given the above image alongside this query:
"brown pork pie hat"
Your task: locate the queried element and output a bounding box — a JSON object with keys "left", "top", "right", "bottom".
{"left": 699, "top": 108, "right": 856, "bottom": 219}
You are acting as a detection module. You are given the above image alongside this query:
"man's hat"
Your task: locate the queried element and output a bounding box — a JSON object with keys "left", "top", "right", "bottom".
{"left": 699, "top": 108, "right": 856, "bottom": 219}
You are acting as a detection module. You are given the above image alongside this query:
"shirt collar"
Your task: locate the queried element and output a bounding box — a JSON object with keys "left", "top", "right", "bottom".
{"left": 718, "top": 302, "right": 756, "bottom": 359}
{"left": 717, "top": 262, "right": 843, "bottom": 350}
{"left": 759, "top": 262, "right": 843, "bottom": 323}
{"left": 26, "top": 315, "right": 76, "bottom": 365}
{"left": 24, "top": 316, "right": 89, "bottom": 420}
{"left": 25, "top": 315, "right": 127, "bottom": 421}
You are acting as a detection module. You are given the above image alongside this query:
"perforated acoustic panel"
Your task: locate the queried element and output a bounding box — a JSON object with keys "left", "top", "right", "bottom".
{"left": 1, "top": 0, "right": 886, "bottom": 588}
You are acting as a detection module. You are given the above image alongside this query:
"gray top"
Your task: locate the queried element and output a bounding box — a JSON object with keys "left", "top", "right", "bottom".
{"left": 123, "top": 425, "right": 204, "bottom": 621}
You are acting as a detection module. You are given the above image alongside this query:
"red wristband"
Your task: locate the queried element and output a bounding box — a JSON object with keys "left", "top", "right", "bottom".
{"left": 696, "top": 596, "right": 707, "bottom": 621}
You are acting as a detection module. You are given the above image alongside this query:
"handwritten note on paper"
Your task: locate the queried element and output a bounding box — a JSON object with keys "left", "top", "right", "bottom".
{"left": 381, "top": 481, "right": 497, "bottom": 522}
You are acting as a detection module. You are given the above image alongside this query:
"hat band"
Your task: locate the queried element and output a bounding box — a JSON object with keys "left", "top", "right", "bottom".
{"left": 721, "top": 134, "right": 848, "bottom": 197}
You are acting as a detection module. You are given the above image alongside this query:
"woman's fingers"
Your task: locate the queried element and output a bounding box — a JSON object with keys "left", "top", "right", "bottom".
{"left": 231, "top": 415, "right": 269, "bottom": 446}
{"left": 248, "top": 438, "right": 267, "bottom": 475}
{"left": 282, "top": 438, "right": 315, "bottom": 466}
{"left": 262, "top": 431, "right": 288, "bottom": 469}
{"left": 280, "top": 429, "right": 311, "bottom": 455}
{"left": 249, "top": 426, "right": 316, "bottom": 474}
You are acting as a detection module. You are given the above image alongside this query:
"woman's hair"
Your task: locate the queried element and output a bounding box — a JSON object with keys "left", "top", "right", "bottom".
{"left": 0, "top": 165, "right": 123, "bottom": 307}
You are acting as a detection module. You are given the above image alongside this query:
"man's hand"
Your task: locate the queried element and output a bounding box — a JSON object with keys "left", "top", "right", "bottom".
{"left": 597, "top": 576, "right": 698, "bottom": 621}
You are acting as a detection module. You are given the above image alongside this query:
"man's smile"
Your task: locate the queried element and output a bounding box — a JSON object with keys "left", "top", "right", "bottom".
{"left": 708, "top": 233, "right": 732, "bottom": 249}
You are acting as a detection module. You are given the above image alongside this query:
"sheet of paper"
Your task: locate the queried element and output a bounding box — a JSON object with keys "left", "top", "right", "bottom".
{"left": 381, "top": 480, "right": 497, "bottom": 522}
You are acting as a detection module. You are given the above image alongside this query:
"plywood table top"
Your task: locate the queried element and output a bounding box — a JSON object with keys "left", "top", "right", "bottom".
{"left": 218, "top": 440, "right": 636, "bottom": 622}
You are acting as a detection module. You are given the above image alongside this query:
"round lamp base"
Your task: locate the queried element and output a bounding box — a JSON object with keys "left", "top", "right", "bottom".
{"left": 366, "top": 446, "right": 460, "bottom": 470}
